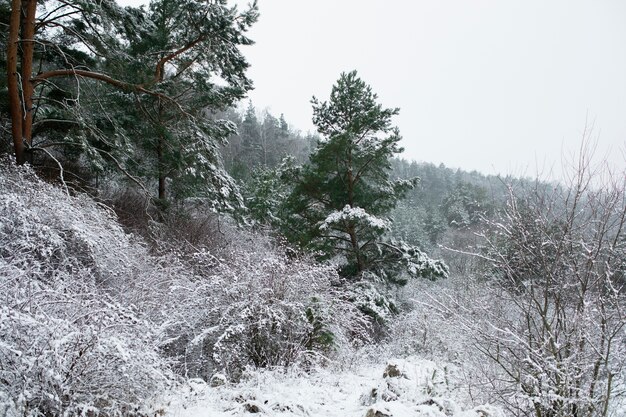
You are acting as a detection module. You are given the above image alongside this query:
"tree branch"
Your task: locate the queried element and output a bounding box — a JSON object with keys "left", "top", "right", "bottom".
{"left": 154, "top": 35, "right": 206, "bottom": 83}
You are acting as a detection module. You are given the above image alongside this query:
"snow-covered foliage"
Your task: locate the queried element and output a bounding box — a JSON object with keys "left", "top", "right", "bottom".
{"left": 370, "top": 239, "right": 449, "bottom": 285}
{"left": 161, "top": 243, "right": 371, "bottom": 381}
{"left": 241, "top": 157, "right": 300, "bottom": 228}
{"left": 0, "top": 162, "right": 172, "bottom": 417}
{"left": 345, "top": 278, "right": 399, "bottom": 324}
{"left": 178, "top": 131, "right": 246, "bottom": 213}
{"left": 0, "top": 160, "right": 371, "bottom": 415}
{"left": 320, "top": 205, "right": 390, "bottom": 233}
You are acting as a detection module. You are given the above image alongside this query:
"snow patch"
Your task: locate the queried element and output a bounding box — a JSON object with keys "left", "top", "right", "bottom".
{"left": 320, "top": 205, "right": 389, "bottom": 231}
{"left": 163, "top": 357, "right": 504, "bottom": 417}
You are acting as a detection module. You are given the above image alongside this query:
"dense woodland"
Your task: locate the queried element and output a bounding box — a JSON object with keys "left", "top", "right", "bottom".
{"left": 1, "top": 1, "right": 625, "bottom": 417}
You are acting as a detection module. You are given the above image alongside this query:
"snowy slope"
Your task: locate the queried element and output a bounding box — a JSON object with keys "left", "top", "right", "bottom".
{"left": 164, "top": 357, "right": 504, "bottom": 417}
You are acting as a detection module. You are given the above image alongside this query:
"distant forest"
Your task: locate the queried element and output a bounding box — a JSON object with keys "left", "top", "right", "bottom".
{"left": 220, "top": 102, "right": 517, "bottom": 255}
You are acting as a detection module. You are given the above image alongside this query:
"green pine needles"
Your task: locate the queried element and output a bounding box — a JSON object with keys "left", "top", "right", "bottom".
{"left": 282, "top": 71, "right": 448, "bottom": 284}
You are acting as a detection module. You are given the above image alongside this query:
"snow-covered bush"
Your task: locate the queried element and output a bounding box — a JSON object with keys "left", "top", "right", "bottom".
{"left": 104, "top": 183, "right": 372, "bottom": 382}
{"left": 387, "top": 277, "right": 473, "bottom": 361}
{"left": 345, "top": 278, "right": 399, "bottom": 325}
{"left": 473, "top": 173, "right": 626, "bottom": 417}
{"left": 0, "top": 158, "right": 374, "bottom": 417}
{"left": 160, "top": 241, "right": 371, "bottom": 381}
{"left": 0, "top": 161, "right": 173, "bottom": 417}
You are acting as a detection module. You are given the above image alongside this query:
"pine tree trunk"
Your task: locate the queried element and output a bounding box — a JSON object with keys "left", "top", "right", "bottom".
{"left": 157, "top": 134, "right": 166, "bottom": 201}
{"left": 7, "top": 0, "right": 24, "bottom": 164}
{"left": 7, "top": 0, "right": 37, "bottom": 165}
{"left": 345, "top": 144, "right": 364, "bottom": 273}
{"left": 21, "top": 0, "right": 37, "bottom": 156}
{"left": 158, "top": 175, "right": 166, "bottom": 201}
{"left": 348, "top": 225, "right": 365, "bottom": 273}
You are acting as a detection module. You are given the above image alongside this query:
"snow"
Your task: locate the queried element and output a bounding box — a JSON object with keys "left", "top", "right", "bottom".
{"left": 163, "top": 357, "right": 505, "bottom": 417}
{"left": 2, "top": 157, "right": 623, "bottom": 417}
{"left": 320, "top": 205, "right": 389, "bottom": 231}
{"left": 0, "top": 391, "right": 18, "bottom": 417}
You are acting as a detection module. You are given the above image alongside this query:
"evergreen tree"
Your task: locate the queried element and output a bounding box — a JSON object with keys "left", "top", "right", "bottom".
{"left": 119, "top": 0, "right": 257, "bottom": 206}
{"left": 279, "top": 113, "right": 289, "bottom": 135}
{"left": 283, "top": 71, "right": 447, "bottom": 284}
{"left": 260, "top": 112, "right": 279, "bottom": 167}
{"left": 4, "top": 0, "right": 257, "bottom": 210}
{"left": 242, "top": 157, "right": 299, "bottom": 229}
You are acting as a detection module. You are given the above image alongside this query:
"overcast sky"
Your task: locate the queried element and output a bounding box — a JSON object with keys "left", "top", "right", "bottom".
{"left": 122, "top": 0, "right": 626, "bottom": 177}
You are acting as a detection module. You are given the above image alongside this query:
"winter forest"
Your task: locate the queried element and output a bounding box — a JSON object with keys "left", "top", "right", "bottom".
{"left": 1, "top": 1, "right": 625, "bottom": 417}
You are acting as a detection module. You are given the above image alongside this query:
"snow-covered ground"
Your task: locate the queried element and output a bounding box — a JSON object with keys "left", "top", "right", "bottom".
{"left": 164, "top": 357, "right": 504, "bottom": 417}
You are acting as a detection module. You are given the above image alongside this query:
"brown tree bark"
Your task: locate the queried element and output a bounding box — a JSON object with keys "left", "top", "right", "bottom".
{"left": 157, "top": 134, "right": 166, "bottom": 201}
{"left": 33, "top": 69, "right": 175, "bottom": 100}
{"left": 345, "top": 143, "right": 365, "bottom": 273}
{"left": 20, "top": 0, "right": 37, "bottom": 158}
{"left": 6, "top": 0, "right": 179, "bottom": 168}
{"left": 7, "top": 0, "right": 24, "bottom": 164}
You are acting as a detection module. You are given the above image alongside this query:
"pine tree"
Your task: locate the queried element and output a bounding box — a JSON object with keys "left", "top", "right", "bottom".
{"left": 283, "top": 71, "right": 447, "bottom": 284}
{"left": 4, "top": 0, "right": 257, "bottom": 210}
{"left": 119, "top": 0, "right": 257, "bottom": 206}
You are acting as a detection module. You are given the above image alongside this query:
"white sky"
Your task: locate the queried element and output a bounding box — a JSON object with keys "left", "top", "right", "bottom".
{"left": 121, "top": 0, "right": 626, "bottom": 177}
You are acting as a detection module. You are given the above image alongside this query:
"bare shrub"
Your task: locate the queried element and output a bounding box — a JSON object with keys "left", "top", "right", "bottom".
{"left": 104, "top": 187, "right": 230, "bottom": 257}
{"left": 104, "top": 187, "right": 155, "bottom": 235}
{"left": 424, "top": 143, "right": 626, "bottom": 417}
